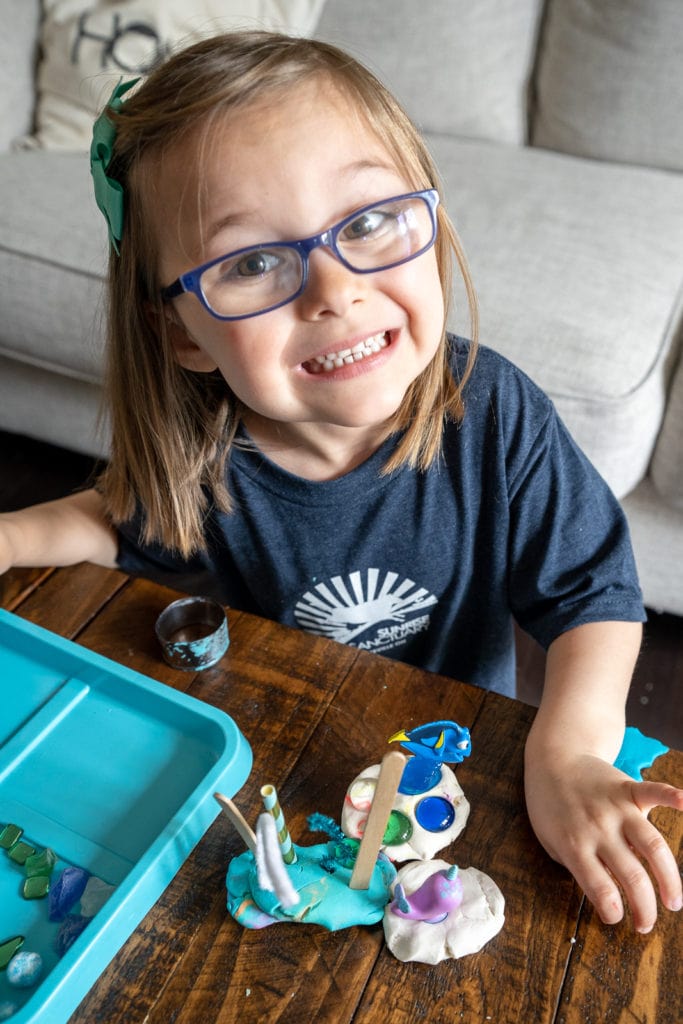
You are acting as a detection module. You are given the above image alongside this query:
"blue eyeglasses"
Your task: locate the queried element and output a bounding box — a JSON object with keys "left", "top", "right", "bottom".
{"left": 161, "top": 189, "right": 440, "bottom": 321}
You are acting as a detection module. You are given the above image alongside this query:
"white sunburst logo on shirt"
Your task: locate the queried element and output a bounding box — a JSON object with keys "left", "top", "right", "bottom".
{"left": 294, "top": 568, "right": 438, "bottom": 645}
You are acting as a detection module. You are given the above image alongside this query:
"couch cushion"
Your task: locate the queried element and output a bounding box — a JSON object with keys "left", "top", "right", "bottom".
{"left": 24, "top": 0, "right": 326, "bottom": 150}
{"left": 651, "top": 351, "right": 683, "bottom": 510}
{"left": 429, "top": 136, "right": 683, "bottom": 498}
{"left": 532, "top": 0, "right": 683, "bottom": 172}
{"left": 621, "top": 479, "right": 683, "bottom": 617}
{"left": 0, "top": 151, "right": 108, "bottom": 382}
{"left": 314, "top": 0, "right": 544, "bottom": 145}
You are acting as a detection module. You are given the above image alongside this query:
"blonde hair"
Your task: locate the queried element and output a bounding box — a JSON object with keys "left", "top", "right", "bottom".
{"left": 98, "top": 31, "right": 478, "bottom": 557}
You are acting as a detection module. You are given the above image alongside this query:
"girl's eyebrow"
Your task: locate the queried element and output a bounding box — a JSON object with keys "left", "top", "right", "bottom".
{"left": 205, "top": 161, "right": 400, "bottom": 246}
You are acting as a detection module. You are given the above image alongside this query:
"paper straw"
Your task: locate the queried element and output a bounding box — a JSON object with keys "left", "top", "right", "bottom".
{"left": 260, "top": 784, "right": 297, "bottom": 864}
{"left": 349, "top": 751, "right": 406, "bottom": 890}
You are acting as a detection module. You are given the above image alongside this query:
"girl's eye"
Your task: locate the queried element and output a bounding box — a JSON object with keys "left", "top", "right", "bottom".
{"left": 342, "top": 209, "right": 388, "bottom": 241}
{"left": 233, "top": 249, "right": 282, "bottom": 277}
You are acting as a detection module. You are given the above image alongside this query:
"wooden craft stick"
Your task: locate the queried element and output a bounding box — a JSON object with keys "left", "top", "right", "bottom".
{"left": 349, "top": 751, "right": 406, "bottom": 890}
{"left": 214, "top": 792, "right": 256, "bottom": 853}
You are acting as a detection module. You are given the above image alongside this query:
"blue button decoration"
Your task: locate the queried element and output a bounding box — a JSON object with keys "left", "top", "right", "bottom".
{"left": 415, "top": 795, "right": 455, "bottom": 832}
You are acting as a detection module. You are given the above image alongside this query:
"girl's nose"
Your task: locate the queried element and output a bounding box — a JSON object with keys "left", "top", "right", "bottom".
{"left": 296, "top": 248, "right": 366, "bottom": 320}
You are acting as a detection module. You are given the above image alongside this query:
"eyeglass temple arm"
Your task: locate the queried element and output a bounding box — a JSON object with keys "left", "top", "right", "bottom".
{"left": 161, "top": 279, "right": 185, "bottom": 302}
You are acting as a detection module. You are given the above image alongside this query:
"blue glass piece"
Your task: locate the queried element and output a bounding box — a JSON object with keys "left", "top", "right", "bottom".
{"left": 398, "top": 756, "right": 442, "bottom": 795}
{"left": 0, "top": 1001, "right": 18, "bottom": 1021}
{"left": 415, "top": 796, "right": 456, "bottom": 833}
{"left": 48, "top": 867, "right": 90, "bottom": 922}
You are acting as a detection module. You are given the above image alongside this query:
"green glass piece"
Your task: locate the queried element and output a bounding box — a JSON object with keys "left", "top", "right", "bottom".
{"left": 383, "top": 810, "right": 413, "bottom": 845}
{"left": 23, "top": 875, "right": 51, "bottom": 900}
{"left": 0, "top": 824, "right": 23, "bottom": 849}
{"left": 25, "top": 848, "right": 57, "bottom": 879}
{"left": 0, "top": 936, "right": 24, "bottom": 969}
{"left": 8, "top": 841, "right": 35, "bottom": 865}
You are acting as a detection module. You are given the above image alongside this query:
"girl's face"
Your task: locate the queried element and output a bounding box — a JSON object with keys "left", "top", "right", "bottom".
{"left": 154, "top": 78, "right": 445, "bottom": 470}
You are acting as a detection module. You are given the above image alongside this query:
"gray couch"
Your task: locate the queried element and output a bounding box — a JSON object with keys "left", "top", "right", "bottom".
{"left": 1, "top": 0, "right": 682, "bottom": 615}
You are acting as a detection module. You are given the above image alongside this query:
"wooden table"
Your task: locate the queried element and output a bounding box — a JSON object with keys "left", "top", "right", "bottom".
{"left": 2, "top": 564, "right": 682, "bottom": 1024}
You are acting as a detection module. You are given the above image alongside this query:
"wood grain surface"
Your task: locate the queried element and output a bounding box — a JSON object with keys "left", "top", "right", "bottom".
{"left": 2, "top": 565, "right": 681, "bottom": 1024}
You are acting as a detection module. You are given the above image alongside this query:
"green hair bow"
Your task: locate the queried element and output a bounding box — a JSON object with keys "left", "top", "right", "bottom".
{"left": 90, "top": 78, "right": 140, "bottom": 254}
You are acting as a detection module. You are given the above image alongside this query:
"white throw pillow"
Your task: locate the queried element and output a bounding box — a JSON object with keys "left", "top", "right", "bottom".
{"left": 26, "top": 0, "right": 326, "bottom": 150}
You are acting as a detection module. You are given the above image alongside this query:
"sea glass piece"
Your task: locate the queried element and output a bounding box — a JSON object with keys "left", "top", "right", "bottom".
{"left": 23, "top": 876, "right": 51, "bottom": 899}
{"left": 6, "top": 951, "right": 43, "bottom": 988}
{"left": 8, "top": 841, "right": 35, "bottom": 865}
{"left": 55, "top": 915, "right": 90, "bottom": 957}
{"left": 0, "top": 936, "right": 24, "bottom": 970}
{"left": 25, "top": 848, "right": 57, "bottom": 879}
{"left": 0, "top": 1001, "right": 18, "bottom": 1021}
{"left": 48, "top": 867, "right": 90, "bottom": 921}
{"left": 80, "top": 876, "right": 116, "bottom": 917}
{"left": 0, "top": 824, "right": 23, "bottom": 849}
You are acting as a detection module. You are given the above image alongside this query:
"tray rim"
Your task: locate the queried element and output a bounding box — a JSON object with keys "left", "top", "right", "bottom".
{"left": 0, "top": 607, "right": 252, "bottom": 1024}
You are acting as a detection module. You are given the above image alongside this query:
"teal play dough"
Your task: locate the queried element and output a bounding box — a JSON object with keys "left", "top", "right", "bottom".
{"left": 614, "top": 726, "right": 669, "bottom": 780}
{"left": 227, "top": 841, "right": 396, "bottom": 930}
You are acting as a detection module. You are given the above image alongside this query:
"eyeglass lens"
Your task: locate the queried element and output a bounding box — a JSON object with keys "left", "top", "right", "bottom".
{"left": 199, "top": 193, "right": 435, "bottom": 318}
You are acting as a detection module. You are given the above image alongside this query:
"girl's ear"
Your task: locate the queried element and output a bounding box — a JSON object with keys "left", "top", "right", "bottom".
{"left": 145, "top": 302, "right": 218, "bottom": 372}
{"left": 166, "top": 318, "right": 218, "bottom": 372}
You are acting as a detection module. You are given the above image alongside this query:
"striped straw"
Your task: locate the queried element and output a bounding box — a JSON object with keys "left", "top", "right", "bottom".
{"left": 260, "top": 784, "right": 297, "bottom": 864}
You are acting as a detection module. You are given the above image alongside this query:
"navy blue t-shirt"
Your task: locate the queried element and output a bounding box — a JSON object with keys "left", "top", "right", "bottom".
{"left": 117, "top": 340, "right": 645, "bottom": 696}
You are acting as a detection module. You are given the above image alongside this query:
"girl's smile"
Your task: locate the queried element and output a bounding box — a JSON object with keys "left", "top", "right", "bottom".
{"left": 155, "top": 77, "right": 445, "bottom": 478}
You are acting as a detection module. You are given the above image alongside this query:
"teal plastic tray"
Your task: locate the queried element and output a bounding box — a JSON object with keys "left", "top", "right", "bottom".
{"left": 0, "top": 608, "right": 252, "bottom": 1023}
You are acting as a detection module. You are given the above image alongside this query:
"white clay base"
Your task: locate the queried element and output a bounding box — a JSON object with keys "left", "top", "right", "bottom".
{"left": 341, "top": 762, "right": 469, "bottom": 862}
{"left": 383, "top": 860, "right": 505, "bottom": 964}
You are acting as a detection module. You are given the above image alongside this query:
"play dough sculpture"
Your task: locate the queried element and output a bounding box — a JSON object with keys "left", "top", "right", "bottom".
{"left": 219, "top": 719, "right": 507, "bottom": 963}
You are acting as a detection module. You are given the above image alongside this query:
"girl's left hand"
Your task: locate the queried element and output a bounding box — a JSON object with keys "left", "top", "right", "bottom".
{"left": 524, "top": 753, "right": 683, "bottom": 933}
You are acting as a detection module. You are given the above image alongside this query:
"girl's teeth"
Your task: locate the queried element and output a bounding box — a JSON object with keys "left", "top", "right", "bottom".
{"left": 308, "top": 333, "right": 388, "bottom": 373}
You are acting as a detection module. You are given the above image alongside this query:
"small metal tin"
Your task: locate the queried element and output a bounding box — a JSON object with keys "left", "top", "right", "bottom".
{"left": 155, "top": 596, "right": 229, "bottom": 671}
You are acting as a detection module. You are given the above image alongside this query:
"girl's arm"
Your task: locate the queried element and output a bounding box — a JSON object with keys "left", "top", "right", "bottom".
{"left": 0, "top": 488, "right": 118, "bottom": 574}
{"left": 524, "top": 620, "right": 683, "bottom": 933}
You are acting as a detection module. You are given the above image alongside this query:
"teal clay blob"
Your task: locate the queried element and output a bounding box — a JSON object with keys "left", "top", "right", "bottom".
{"left": 0, "top": 936, "right": 24, "bottom": 970}
{"left": 0, "top": 824, "right": 23, "bottom": 849}
{"left": 8, "top": 840, "right": 36, "bottom": 865}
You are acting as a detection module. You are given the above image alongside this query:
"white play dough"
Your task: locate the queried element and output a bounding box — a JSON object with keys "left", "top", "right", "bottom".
{"left": 341, "top": 761, "right": 470, "bottom": 861}
{"left": 383, "top": 860, "right": 505, "bottom": 964}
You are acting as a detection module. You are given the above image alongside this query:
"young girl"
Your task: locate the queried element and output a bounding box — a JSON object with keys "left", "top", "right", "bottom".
{"left": 1, "top": 32, "right": 681, "bottom": 933}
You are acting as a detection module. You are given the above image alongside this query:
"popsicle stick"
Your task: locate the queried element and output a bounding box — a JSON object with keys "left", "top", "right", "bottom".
{"left": 214, "top": 792, "right": 256, "bottom": 853}
{"left": 349, "top": 751, "right": 406, "bottom": 890}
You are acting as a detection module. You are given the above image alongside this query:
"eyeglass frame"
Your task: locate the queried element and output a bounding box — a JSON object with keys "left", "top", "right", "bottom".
{"left": 160, "top": 188, "right": 440, "bottom": 321}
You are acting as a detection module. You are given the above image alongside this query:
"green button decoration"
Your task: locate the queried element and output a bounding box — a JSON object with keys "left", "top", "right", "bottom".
{"left": 383, "top": 810, "right": 413, "bottom": 845}
{"left": 0, "top": 824, "right": 23, "bottom": 849}
{"left": 0, "top": 935, "right": 24, "bottom": 969}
